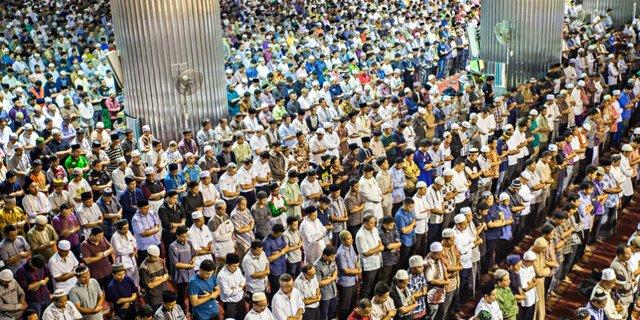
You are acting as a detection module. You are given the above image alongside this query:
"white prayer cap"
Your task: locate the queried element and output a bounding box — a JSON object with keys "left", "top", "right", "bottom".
{"left": 454, "top": 214, "right": 466, "bottom": 224}
{"left": 191, "top": 211, "right": 204, "bottom": 220}
{"left": 58, "top": 240, "right": 71, "bottom": 251}
{"left": 523, "top": 251, "right": 537, "bottom": 261}
{"left": 601, "top": 268, "right": 616, "bottom": 281}
{"left": 0, "top": 269, "right": 13, "bottom": 281}
{"left": 147, "top": 245, "right": 160, "bottom": 257}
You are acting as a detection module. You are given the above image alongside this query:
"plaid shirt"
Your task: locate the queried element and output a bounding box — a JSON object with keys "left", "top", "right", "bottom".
{"left": 408, "top": 272, "right": 428, "bottom": 316}
{"left": 442, "top": 182, "right": 456, "bottom": 214}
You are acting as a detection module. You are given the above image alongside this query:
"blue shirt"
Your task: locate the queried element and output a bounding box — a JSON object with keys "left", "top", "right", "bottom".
{"left": 188, "top": 274, "right": 219, "bottom": 319}
{"left": 118, "top": 188, "right": 144, "bottom": 221}
{"left": 263, "top": 234, "right": 287, "bottom": 276}
{"left": 336, "top": 244, "right": 357, "bottom": 287}
{"left": 131, "top": 210, "right": 162, "bottom": 250}
{"left": 106, "top": 276, "right": 138, "bottom": 316}
{"left": 620, "top": 93, "right": 632, "bottom": 120}
{"left": 182, "top": 165, "right": 202, "bottom": 183}
{"left": 395, "top": 208, "right": 415, "bottom": 246}
{"left": 389, "top": 167, "right": 406, "bottom": 204}
{"left": 164, "top": 173, "right": 186, "bottom": 194}
{"left": 484, "top": 205, "right": 503, "bottom": 240}
{"left": 498, "top": 204, "right": 513, "bottom": 240}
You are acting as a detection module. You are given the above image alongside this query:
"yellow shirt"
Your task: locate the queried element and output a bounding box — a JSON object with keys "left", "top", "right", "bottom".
{"left": 403, "top": 158, "right": 420, "bottom": 189}
{"left": 0, "top": 207, "right": 26, "bottom": 233}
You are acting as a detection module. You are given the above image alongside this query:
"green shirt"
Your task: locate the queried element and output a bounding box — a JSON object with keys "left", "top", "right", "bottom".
{"left": 280, "top": 180, "right": 302, "bottom": 218}
{"left": 64, "top": 155, "right": 89, "bottom": 176}
{"left": 529, "top": 120, "right": 540, "bottom": 148}
{"left": 495, "top": 286, "right": 519, "bottom": 319}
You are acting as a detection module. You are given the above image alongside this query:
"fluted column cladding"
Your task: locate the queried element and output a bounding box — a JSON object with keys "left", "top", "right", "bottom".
{"left": 110, "top": 0, "right": 227, "bottom": 142}
{"left": 583, "top": 0, "right": 637, "bottom": 27}
{"left": 480, "top": 0, "right": 564, "bottom": 88}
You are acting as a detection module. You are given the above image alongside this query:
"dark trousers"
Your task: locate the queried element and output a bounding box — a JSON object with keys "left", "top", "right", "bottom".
{"left": 28, "top": 298, "right": 50, "bottom": 318}
{"left": 588, "top": 214, "right": 604, "bottom": 244}
{"left": 392, "top": 202, "right": 403, "bottom": 216}
{"left": 563, "top": 246, "right": 578, "bottom": 277}
{"left": 519, "top": 305, "right": 535, "bottom": 320}
{"left": 398, "top": 245, "right": 413, "bottom": 270}
{"left": 338, "top": 285, "right": 357, "bottom": 320}
{"left": 287, "top": 261, "right": 301, "bottom": 279}
{"left": 320, "top": 297, "right": 338, "bottom": 320}
{"left": 268, "top": 274, "right": 281, "bottom": 296}
{"left": 414, "top": 232, "right": 427, "bottom": 256}
{"left": 137, "top": 250, "right": 149, "bottom": 266}
{"left": 497, "top": 238, "right": 514, "bottom": 264}
{"left": 176, "top": 282, "right": 189, "bottom": 310}
{"left": 427, "top": 223, "right": 443, "bottom": 249}
{"left": 577, "top": 229, "right": 590, "bottom": 260}
{"left": 225, "top": 198, "right": 238, "bottom": 214}
{"left": 380, "top": 265, "right": 395, "bottom": 285}
{"left": 360, "top": 269, "right": 379, "bottom": 299}
{"left": 223, "top": 301, "right": 246, "bottom": 320}
{"left": 456, "top": 268, "right": 472, "bottom": 310}
{"left": 347, "top": 224, "right": 362, "bottom": 248}
{"left": 241, "top": 190, "right": 257, "bottom": 208}
{"left": 303, "top": 307, "right": 320, "bottom": 320}
{"left": 482, "top": 238, "right": 499, "bottom": 274}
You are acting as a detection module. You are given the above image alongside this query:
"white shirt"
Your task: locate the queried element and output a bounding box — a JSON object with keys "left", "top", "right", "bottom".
{"left": 110, "top": 231, "right": 137, "bottom": 269}
{"left": 200, "top": 182, "right": 220, "bottom": 218}
{"left": 188, "top": 224, "right": 214, "bottom": 270}
{"left": 355, "top": 226, "right": 383, "bottom": 271}
{"left": 518, "top": 265, "right": 537, "bottom": 307}
{"left": 245, "top": 308, "right": 276, "bottom": 320}
{"left": 412, "top": 194, "right": 429, "bottom": 234}
{"left": 218, "top": 172, "right": 239, "bottom": 200}
{"left": 518, "top": 184, "right": 535, "bottom": 216}
{"left": 49, "top": 252, "right": 79, "bottom": 293}
{"left": 272, "top": 288, "right": 305, "bottom": 320}
{"left": 250, "top": 135, "right": 270, "bottom": 155}
{"left": 323, "top": 132, "right": 340, "bottom": 157}
{"left": 42, "top": 301, "right": 82, "bottom": 320}
{"left": 242, "top": 251, "right": 269, "bottom": 293}
{"left": 236, "top": 167, "right": 255, "bottom": 193}
{"left": 451, "top": 169, "right": 468, "bottom": 203}
{"left": 308, "top": 135, "right": 327, "bottom": 165}
{"left": 295, "top": 273, "right": 320, "bottom": 308}
{"left": 300, "top": 178, "right": 322, "bottom": 208}
{"left": 252, "top": 159, "right": 271, "bottom": 187}
{"left": 300, "top": 217, "right": 326, "bottom": 264}
{"left": 77, "top": 204, "right": 102, "bottom": 238}
{"left": 217, "top": 266, "right": 246, "bottom": 303}
{"left": 453, "top": 226, "right": 474, "bottom": 269}
{"left": 474, "top": 297, "right": 503, "bottom": 320}
{"left": 426, "top": 186, "right": 444, "bottom": 224}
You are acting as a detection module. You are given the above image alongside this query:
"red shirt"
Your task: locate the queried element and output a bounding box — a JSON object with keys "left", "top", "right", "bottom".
{"left": 347, "top": 311, "right": 370, "bottom": 320}
{"left": 80, "top": 237, "right": 113, "bottom": 279}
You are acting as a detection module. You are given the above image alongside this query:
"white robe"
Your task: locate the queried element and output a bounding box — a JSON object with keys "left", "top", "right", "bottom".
{"left": 299, "top": 217, "right": 326, "bottom": 264}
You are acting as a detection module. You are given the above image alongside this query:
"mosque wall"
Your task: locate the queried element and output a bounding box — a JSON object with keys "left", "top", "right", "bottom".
{"left": 110, "top": 0, "right": 227, "bottom": 142}
{"left": 479, "top": 0, "right": 565, "bottom": 88}
{"left": 583, "top": 0, "right": 637, "bottom": 27}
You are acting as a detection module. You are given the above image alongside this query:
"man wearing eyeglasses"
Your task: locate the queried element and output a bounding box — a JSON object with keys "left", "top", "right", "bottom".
{"left": 245, "top": 292, "right": 275, "bottom": 320}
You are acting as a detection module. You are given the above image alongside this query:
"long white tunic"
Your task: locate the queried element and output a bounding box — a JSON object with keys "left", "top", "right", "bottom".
{"left": 189, "top": 224, "right": 214, "bottom": 270}
{"left": 359, "top": 176, "right": 383, "bottom": 219}
{"left": 300, "top": 217, "right": 326, "bottom": 264}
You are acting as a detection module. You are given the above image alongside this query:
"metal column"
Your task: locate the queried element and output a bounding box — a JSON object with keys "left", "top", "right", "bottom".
{"left": 110, "top": 0, "right": 227, "bottom": 142}
{"left": 479, "top": 0, "right": 565, "bottom": 89}
{"left": 583, "top": 0, "right": 637, "bottom": 28}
